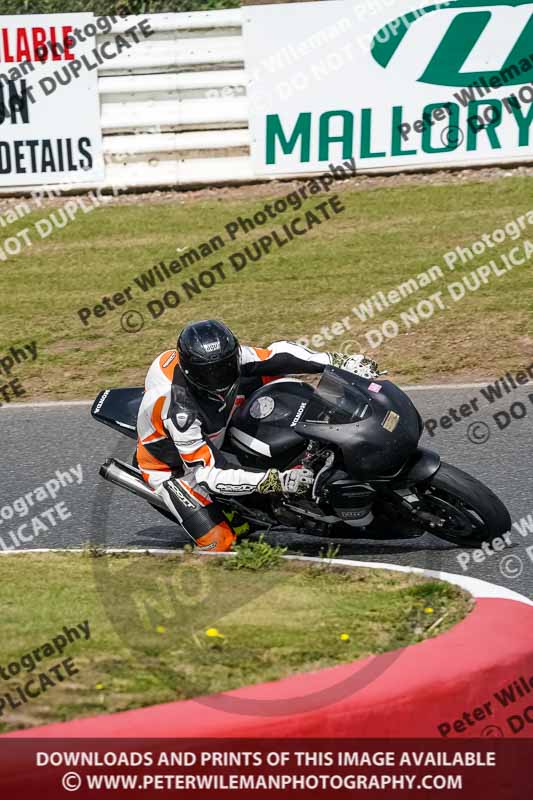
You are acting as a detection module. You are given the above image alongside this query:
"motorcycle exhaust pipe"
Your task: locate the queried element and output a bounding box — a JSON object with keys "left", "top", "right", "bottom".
{"left": 99, "top": 458, "right": 167, "bottom": 510}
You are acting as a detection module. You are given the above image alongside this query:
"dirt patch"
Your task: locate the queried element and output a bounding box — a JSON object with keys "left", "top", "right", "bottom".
{"left": 2, "top": 163, "right": 533, "bottom": 214}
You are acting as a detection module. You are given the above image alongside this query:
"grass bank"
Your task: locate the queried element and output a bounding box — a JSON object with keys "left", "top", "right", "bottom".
{"left": 0, "top": 550, "right": 471, "bottom": 732}
{"left": 1, "top": 175, "right": 531, "bottom": 400}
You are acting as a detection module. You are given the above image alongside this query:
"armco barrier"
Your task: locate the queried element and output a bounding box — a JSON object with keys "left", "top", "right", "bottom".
{"left": 3, "top": 558, "right": 533, "bottom": 740}
{"left": 98, "top": 11, "right": 252, "bottom": 191}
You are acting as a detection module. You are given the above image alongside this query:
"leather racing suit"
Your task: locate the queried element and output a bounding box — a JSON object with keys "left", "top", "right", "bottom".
{"left": 136, "top": 341, "right": 374, "bottom": 551}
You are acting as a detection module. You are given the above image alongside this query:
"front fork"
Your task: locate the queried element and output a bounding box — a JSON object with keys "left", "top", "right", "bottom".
{"left": 385, "top": 449, "right": 444, "bottom": 530}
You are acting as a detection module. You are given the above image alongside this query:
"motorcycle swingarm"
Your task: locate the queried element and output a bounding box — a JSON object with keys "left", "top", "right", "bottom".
{"left": 278, "top": 500, "right": 340, "bottom": 525}
{"left": 215, "top": 496, "right": 277, "bottom": 528}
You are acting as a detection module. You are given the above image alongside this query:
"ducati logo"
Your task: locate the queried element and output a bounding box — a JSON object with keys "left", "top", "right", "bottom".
{"left": 371, "top": 1, "right": 533, "bottom": 87}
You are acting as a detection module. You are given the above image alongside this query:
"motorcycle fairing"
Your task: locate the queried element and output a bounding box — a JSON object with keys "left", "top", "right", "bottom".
{"left": 294, "top": 368, "right": 422, "bottom": 479}
{"left": 91, "top": 387, "right": 143, "bottom": 440}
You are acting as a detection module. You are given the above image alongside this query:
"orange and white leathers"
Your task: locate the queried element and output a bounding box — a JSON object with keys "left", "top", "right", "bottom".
{"left": 136, "top": 341, "right": 354, "bottom": 550}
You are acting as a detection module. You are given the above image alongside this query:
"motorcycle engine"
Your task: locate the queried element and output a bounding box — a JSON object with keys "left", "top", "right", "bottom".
{"left": 328, "top": 480, "right": 376, "bottom": 527}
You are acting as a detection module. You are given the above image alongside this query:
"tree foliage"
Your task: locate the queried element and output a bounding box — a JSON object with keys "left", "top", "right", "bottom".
{"left": 0, "top": 0, "right": 239, "bottom": 15}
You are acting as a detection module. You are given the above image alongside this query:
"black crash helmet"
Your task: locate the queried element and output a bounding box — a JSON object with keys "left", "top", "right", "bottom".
{"left": 177, "top": 320, "right": 241, "bottom": 400}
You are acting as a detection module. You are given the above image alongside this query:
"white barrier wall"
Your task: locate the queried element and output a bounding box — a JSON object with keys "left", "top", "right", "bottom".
{"left": 99, "top": 10, "right": 252, "bottom": 190}
{"left": 3, "top": 4, "right": 533, "bottom": 193}
{"left": 0, "top": 9, "right": 251, "bottom": 193}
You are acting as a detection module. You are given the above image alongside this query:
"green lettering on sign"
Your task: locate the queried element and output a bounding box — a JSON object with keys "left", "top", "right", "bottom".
{"left": 318, "top": 110, "right": 354, "bottom": 161}
{"left": 371, "top": 0, "right": 533, "bottom": 87}
{"left": 265, "top": 113, "right": 311, "bottom": 165}
{"left": 421, "top": 102, "right": 460, "bottom": 152}
{"left": 466, "top": 99, "right": 503, "bottom": 149}
{"left": 391, "top": 106, "right": 417, "bottom": 156}
{"left": 360, "top": 109, "right": 386, "bottom": 158}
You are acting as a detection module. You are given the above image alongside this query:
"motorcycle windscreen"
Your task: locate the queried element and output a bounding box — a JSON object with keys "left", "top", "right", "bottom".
{"left": 301, "top": 368, "right": 373, "bottom": 425}
{"left": 295, "top": 367, "right": 421, "bottom": 478}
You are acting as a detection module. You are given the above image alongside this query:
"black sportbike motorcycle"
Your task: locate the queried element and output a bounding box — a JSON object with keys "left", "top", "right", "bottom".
{"left": 92, "top": 366, "right": 511, "bottom": 547}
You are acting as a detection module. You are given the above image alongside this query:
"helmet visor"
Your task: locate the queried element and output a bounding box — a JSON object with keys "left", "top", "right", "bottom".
{"left": 186, "top": 351, "right": 240, "bottom": 395}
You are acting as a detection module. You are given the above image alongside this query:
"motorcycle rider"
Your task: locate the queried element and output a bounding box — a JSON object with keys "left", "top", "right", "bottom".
{"left": 136, "top": 320, "right": 379, "bottom": 552}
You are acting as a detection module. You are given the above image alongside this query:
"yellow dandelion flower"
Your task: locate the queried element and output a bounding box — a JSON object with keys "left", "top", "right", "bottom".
{"left": 156, "top": 625, "right": 166, "bottom": 634}
{"left": 424, "top": 607, "right": 434, "bottom": 614}
{"left": 206, "top": 627, "right": 225, "bottom": 639}
{"left": 340, "top": 633, "right": 350, "bottom": 641}
{"left": 95, "top": 683, "right": 105, "bottom": 690}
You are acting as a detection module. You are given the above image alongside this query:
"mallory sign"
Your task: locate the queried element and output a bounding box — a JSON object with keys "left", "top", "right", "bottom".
{"left": 243, "top": 0, "right": 533, "bottom": 175}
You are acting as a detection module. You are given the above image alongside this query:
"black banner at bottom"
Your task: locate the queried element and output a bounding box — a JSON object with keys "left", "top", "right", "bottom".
{"left": 0, "top": 738, "right": 531, "bottom": 799}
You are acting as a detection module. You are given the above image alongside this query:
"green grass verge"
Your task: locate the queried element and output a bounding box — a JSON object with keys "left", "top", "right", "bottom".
{"left": 1, "top": 175, "right": 531, "bottom": 401}
{"left": 0, "top": 550, "right": 472, "bottom": 732}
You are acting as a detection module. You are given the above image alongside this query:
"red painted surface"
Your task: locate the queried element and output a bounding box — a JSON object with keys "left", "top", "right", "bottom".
{"left": 5, "top": 597, "right": 533, "bottom": 739}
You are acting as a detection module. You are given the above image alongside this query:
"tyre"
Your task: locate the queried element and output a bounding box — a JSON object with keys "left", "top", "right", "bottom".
{"left": 418, "top": 461, "right": 511, "bottom": 547}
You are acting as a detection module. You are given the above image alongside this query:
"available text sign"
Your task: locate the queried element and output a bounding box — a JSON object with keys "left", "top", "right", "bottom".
{"left": 243, "top": 0, "right": 533, "bottom": 175}
{"left": 0, "top": 13, "right": 103, "bottom": 186}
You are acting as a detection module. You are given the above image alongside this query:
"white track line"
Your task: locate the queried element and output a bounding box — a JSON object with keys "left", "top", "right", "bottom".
{"left": 285, "top": 555, "right": 533, "bottom": 606}
{"left": 0, "top": 384, "right": 498, "bottom": 410}
{"left": 402, "top": 383, "right": 488, "bottom": 391}
{"left": 2, "top": 547, "right": 531, "bottom": 606}
{"left": 1, "top": 400, "right": 92, "bottom": 409}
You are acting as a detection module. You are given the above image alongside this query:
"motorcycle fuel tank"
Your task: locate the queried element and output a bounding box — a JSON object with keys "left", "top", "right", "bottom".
{"left": 229, "top": 380, "right": 313, "bottom": 469}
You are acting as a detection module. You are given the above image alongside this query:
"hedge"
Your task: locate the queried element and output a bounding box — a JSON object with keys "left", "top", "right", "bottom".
{"left": 0, "top": 0, "right": 240, "bottom": 15}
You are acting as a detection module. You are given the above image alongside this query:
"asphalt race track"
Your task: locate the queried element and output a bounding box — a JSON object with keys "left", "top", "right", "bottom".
{"left": 2, "top": 385, "right": 532, "bottom": 600}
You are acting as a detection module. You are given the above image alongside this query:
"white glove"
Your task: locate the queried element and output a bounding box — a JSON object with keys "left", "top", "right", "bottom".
{"left": 331, "top": 353, "right": 380, "bottom": 380}
{"left": 279, "top": 467, "right": 314, "bottom": 495}
{"left": 258, "top": 467, "right": 314, "bottom": 495}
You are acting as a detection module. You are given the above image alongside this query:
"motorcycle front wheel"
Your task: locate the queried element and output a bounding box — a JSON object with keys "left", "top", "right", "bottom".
{"left": 417, "top": 462, "right": 512, "bottom": 547}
